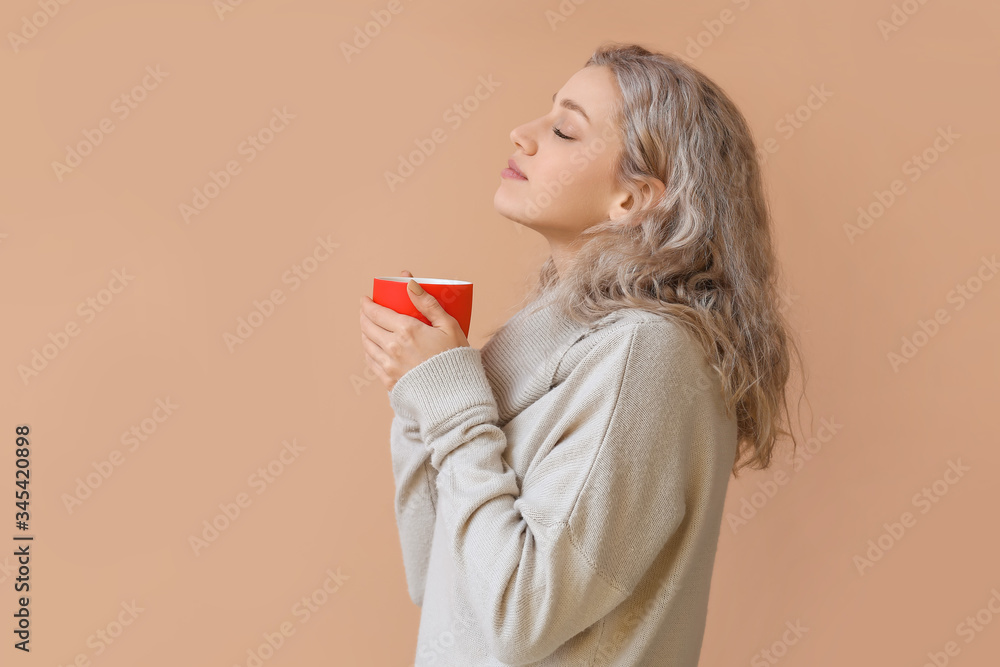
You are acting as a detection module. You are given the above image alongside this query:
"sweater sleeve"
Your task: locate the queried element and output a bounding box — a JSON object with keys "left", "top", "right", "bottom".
{"left": 388, "top": 411, "right": 439, "bottom": 607}
{"left": 388, "top": 319, "right": 702, "bottom": 665}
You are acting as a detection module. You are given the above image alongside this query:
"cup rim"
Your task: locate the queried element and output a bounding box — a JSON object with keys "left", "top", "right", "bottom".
{"left": 374, "top": 277, "right": 471, "bottom": 285}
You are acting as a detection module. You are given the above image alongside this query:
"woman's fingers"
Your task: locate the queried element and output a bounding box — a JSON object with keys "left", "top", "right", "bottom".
{"left": 360, "top": 304, "right": 397, "bottom": 349}
{"left": 361, "top": 333, "right": 384, "bottom": 366}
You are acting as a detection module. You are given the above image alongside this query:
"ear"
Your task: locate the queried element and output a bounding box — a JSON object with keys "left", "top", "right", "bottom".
{"left": 608, "top": 176, "right": 666, "bottom": 222}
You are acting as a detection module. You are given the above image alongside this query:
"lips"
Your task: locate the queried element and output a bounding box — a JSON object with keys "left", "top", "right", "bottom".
{"left": 507, "top": 159, "right": 527, "bottom": 179}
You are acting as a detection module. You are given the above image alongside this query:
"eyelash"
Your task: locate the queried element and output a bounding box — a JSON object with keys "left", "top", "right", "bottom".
{"left": 552, "top": 126, "right": 574, "bottom": 141}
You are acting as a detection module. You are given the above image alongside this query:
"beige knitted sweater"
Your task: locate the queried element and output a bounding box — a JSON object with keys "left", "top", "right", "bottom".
{"left": 388, "top": 289, "right": 738, "bottom": 666}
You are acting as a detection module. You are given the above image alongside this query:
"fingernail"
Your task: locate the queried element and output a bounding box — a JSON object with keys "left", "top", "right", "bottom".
{"left": 407, "top": 279, "right": 425, "bottom": 294}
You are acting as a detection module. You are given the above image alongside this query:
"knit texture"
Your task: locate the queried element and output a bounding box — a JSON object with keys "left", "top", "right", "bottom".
{"left": 388, "top": 289, "right": 738, "bottom": 666}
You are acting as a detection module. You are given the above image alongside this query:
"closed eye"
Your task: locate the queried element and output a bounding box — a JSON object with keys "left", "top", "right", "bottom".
{"left": 552, "top": 127, "right": 574, "bottom": 141}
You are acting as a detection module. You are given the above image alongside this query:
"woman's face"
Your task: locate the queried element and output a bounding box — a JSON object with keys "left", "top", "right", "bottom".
{"left": 494, "top": 65, "right": 631, "bottom": 244}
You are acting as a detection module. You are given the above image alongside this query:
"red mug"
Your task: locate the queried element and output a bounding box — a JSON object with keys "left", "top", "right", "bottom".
{"left": 372, "top": 277, "right": 473, "bottom": 338}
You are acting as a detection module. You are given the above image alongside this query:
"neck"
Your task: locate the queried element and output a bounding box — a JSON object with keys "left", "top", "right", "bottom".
{"left": 546, "top": 237, "right": 582, "bottom": 279}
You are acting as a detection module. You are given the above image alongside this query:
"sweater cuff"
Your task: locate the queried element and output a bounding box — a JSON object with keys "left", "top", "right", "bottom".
{"left": 388, "top": 346, "right": 497, "bottom": 433}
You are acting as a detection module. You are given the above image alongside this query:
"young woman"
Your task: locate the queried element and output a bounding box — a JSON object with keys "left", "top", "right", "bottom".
{"left": 360, "top": 42, "right": 806, "bottom": 666}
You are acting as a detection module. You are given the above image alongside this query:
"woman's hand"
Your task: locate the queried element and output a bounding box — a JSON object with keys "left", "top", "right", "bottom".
{"left": 360, "top": 270, "right": 471, "bottom": 393}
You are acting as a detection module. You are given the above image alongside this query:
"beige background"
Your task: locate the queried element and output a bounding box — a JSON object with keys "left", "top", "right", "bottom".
{"left": 2, "top": 0, "right": 998, "bottom": 665}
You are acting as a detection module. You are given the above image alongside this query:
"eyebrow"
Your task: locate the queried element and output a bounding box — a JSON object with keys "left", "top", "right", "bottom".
{"left": 552, "top": 92, "right": 590, "bottom": 124}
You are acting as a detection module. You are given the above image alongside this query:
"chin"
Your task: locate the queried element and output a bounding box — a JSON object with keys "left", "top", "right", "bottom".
{"left": 493, "top": 189, "right": 518, "bottom": 219}
{"left": 495, "top": 188, "right": 552, "bottom": 230}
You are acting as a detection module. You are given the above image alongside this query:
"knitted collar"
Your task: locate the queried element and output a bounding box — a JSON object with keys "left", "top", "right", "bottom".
{"left": 480, "top": 290, "right": 596, "bottom": 427}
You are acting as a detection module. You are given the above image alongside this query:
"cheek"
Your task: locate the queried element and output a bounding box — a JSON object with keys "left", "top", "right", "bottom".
{"left": 525, "top": 179, "right": 603, "bottom": 227}
{"left": 504, "top": 151, "right": 616, "bottom": 223}
{"left": 556, "top": 160, "right": 610, "bottom": 208}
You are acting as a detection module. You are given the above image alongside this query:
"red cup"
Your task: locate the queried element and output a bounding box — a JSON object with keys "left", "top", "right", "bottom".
{"left": 372, "top": 277, "right": 474, "bottom": 337}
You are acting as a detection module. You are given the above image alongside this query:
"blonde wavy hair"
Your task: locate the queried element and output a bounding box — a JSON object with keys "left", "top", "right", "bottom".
{"left": 514, "top": 42, "right": 809, "bottom": 477}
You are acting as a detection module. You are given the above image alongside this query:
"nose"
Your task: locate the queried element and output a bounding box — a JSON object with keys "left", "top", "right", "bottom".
{"left": 509, "top": 121, "right": 536, "bottom": 156}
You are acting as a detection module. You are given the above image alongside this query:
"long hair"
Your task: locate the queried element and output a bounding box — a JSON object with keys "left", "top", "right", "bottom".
{"left": 517, "top": 42, "right": 809, "bottom": 477}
